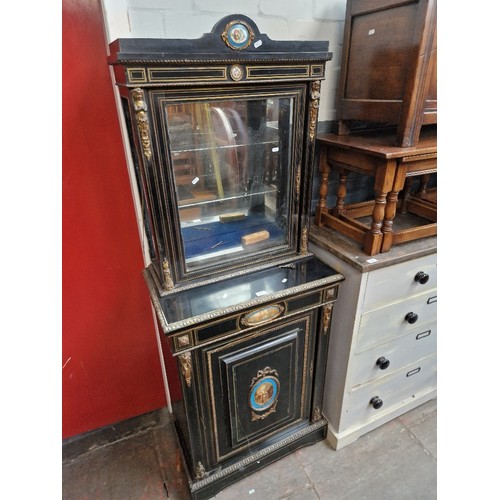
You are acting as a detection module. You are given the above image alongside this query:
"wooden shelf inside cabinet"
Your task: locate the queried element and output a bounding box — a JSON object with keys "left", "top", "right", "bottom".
{"left": 334, "top": 0, "right": 437, "bottom": 147}
{"left": 314, "top": 127, "right": 437, "bottom": 256}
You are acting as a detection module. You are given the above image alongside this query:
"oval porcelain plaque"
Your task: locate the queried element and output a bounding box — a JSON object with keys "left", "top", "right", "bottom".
{"left": 241, "top": 304, "right": 284, "bottom": 327}
{"left": 249, "top": 376, "right": 279, "bottom": 411}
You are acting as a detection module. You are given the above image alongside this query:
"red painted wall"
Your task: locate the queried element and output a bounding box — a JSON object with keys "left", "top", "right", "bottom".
{"left": 62, "top": 0, "right": 167, "bottom": 439}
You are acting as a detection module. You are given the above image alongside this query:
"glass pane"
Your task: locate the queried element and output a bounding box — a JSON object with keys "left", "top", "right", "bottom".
{"left": 165, "top": 97, "right": 293, "bottom": 270}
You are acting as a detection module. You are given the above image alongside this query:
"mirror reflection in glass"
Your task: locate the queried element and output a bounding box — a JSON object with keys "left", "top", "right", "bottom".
{"left": 166, "top": 97, "right": 294, "bottom": 270}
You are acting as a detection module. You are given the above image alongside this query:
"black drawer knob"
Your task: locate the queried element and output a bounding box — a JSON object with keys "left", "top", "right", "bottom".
{"left": 370, "top": 396, "right": 383, "bottom": 409}
{"left": 414, "top": 271, "right": 430, "bottom": 284}
{"left": 405, "top": 312, "right": 419, "bottom": 324}
{"left": 376, "top": 357, "right": 391, "bottom": 370}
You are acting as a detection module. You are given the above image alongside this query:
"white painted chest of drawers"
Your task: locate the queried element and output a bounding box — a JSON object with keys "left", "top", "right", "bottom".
{"left": 309, "top": 226, "right": 437, "bottom": 450}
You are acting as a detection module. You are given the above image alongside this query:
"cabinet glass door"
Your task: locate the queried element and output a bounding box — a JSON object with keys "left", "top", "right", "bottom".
{"left": 165, "top": 96, "right": 294, "bottom": 271}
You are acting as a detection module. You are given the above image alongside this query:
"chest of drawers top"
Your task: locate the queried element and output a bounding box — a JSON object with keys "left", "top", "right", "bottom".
{"left": 309, "top": 224, "right": 436, "bottom": 274}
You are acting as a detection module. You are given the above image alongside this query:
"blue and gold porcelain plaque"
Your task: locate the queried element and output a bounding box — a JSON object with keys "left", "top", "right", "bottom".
{"left": 249, "top": 367, "right": 280, "bottom": 420}
{"left": 222, "top": 20, "right": 255, "bottom": 50}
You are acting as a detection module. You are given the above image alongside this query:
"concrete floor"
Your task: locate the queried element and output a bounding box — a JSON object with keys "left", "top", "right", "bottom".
{"left": 62, "top": 398, "right": 436, "bottom": 499}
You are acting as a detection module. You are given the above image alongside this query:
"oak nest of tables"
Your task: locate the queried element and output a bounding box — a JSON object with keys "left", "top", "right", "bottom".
{"left": 314, "top": 126, "right": 437, "bottom": 256}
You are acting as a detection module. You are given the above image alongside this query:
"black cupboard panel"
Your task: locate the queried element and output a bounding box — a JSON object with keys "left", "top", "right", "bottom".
{"left": 204, "top": 314, "right": 315, "bottom": 464}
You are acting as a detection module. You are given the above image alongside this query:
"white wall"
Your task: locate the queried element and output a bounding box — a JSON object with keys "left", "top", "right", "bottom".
{"left": 101, "top": 0, "right": 347, "bottom": 122}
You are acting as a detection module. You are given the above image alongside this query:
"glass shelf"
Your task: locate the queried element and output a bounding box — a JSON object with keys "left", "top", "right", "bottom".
{"left": 179, "top": 186, "right": 278, "bottom": 209}
{"left": 171, "top": 139, "right": 277, "bottom": 155}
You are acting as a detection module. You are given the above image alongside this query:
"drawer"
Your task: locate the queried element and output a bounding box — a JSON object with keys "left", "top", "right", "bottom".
{"left": 356, "top": 290, "right": 436, "bottom": 353}
{"left": 348, "top": 324, "right": 436, "bottom": 388}
{"left": 340, "top": 354, "right": 436, "bottom": 432}
{"left": 363, "top": 253, "right": 436, "bottom": 311}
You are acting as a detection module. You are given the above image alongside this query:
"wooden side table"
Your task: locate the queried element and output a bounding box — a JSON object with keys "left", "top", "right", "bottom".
{"left": 314, "top": 127, "right": 437, "bottom": 256}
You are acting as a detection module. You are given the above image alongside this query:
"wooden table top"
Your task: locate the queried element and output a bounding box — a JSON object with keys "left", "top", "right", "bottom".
{"left": 317, "top": 126, "right": 437, "bottom": 160}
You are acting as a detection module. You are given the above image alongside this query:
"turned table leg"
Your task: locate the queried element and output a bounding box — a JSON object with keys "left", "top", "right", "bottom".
{"left": 399, "top": 177, "right": 414, "bottom": 215}
{"left": 315, "top": 145, "right": 330, "bottom": 226}
{"left": 416, "top": 173, "right": 430, "bottom": 198}
{"left": 364, "top": 160, "right": 396, "bottom": 256}
{"left": 381, "top": 162, "right": 408, "bottom": 253}
{"left": 331, "top": 167, "right": 348, "bottom": 216}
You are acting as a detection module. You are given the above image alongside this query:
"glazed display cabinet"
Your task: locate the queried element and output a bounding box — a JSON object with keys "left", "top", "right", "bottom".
{"left": 108, "top": 15, "right": 343, "bottom": 499}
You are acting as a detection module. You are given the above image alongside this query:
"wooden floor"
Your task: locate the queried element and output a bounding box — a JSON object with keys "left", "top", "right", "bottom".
{"left": 62, "top": 399, "right": 437, "bottom": 499}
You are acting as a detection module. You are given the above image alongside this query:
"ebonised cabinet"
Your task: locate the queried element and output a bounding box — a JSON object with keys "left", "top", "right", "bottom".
{"left": 108, "top": 15, "right": 344, "bottom": 499}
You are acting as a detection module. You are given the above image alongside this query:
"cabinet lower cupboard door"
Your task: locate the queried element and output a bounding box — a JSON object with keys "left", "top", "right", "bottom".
{"left": 204, "top": 314, "right": 315, "bottom": 465}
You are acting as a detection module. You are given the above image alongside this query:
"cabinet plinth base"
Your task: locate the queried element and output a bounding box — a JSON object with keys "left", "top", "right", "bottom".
{"left": 184, "top": 419, "right": 328, "bottom": 500}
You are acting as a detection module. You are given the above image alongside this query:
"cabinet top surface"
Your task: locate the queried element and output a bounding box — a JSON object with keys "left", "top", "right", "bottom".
{"left": 108, "top": 14, "right": 331, "bottom": 65}
{"left": 154, "top": 256, "right": 343, "bottom": 329}
{"left": 317, "top": 126, "right": 437, "bottom": 159}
